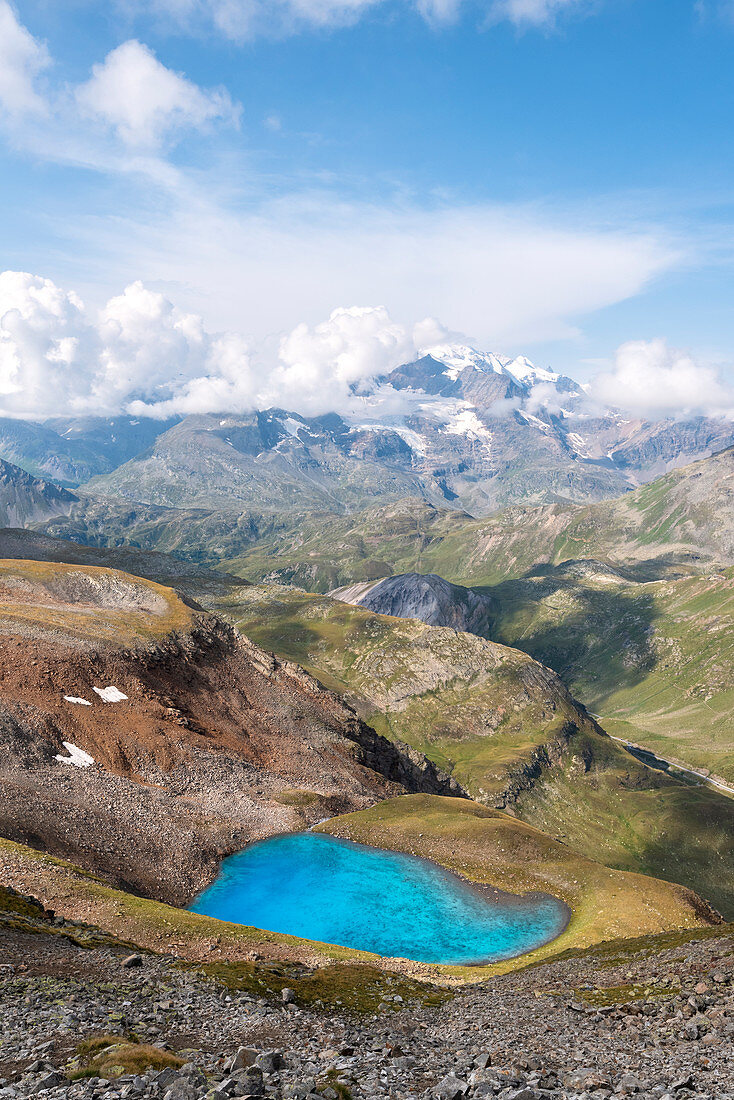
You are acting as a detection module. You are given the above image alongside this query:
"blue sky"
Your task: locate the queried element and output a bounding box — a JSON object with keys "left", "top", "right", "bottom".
{"left": 0, "top": 0, "right": 733, "bottom": 419}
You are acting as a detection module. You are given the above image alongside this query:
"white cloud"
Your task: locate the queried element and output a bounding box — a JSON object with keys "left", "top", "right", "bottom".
{"left": 0, "top": 0, "right": 50, "bottom": 120}
{"left": 414, "top": 0, "right": 463, "bottom": 21}
{"left": 3, "top": 273, "right": 732, "bottom": 424}
{"left": 262, "top": 305, "right": 415, "bottom": 414}
{"left": 0, "top": 271, "right": 426, "bottom": 419}
{"left": 76, "top": 194, "right": 677, "bottom": 351}
{"left": 127, "top": 0, "right": 386, "bottom": 40}
{"left": 0, "top": 271, "right": 104, "bottom": 418}
{"left": 75, "top": 39, "right": 238, "bottom": 148}
{"left": 591, "top": 339, "right": 734, "bottom": 419}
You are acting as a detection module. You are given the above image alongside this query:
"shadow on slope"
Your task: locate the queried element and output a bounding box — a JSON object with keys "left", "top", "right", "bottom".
{"left": 483, "top": 562, "right": 659, "bottom": 707}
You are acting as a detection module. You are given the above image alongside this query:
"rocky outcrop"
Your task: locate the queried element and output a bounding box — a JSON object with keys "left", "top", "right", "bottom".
{"left": 0, "top": 459, "right": 77, "bottom": 527}
{"left": 333, "top": 572, "right": 495, "bottom": 637}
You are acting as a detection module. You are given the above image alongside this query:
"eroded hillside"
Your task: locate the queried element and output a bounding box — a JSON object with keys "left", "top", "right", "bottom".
{"left": 0, "top": 558, "right": 457, "bottom": 906}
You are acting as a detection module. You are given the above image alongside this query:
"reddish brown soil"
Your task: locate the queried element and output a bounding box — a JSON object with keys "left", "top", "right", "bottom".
{"left": 0, "top": 572, "right": 455, "bottom": 906}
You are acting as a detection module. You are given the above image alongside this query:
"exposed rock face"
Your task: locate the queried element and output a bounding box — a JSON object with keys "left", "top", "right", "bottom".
{"left": 0, "top": 459, "right": 77, "bottom": 527}
{"left": 0, "top": 559, "right": 460, "bottom": 906}
{"left": 335, "top": 572, "right": 494, "bottom": 637}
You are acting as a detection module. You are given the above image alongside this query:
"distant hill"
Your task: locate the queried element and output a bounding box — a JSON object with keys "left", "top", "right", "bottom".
{"left": 331, "top": 572, "right": 495, "bottom": 636}
{"left": 222, "top": 446, "right": 734, "bottom": 590}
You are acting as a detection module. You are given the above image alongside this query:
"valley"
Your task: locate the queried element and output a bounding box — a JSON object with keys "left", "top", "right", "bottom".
{"left": 0, "top": 348, "right": 732, "bottom": 1100}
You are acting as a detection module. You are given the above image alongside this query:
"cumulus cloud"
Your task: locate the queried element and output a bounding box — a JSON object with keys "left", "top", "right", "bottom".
{"left": 75, "top": 40, "right": 238, "bottom": 148}
{"left": 591, "top": 339, "right": 734, "bottom": 419}
{"left": 0, "top": 272, "right": 98, "bottom": 418}
{"left": 267, "top": 306, "right": 414, "bottom": 411}
{"left": 0, "top": 0, "right": 50, "bottom": 121}
{"left": 3, "top": 273, "right": 733, "bottom": 423}
{"left": 0, "top": 272, "right": 430, "bottom": 419}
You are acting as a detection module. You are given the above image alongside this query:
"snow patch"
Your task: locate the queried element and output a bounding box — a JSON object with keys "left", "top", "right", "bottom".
{"left": 359, "top": 423, "right": 428, "bottom": 456}
{"left": 93, "top": 686, "right": 128, "bottom": 703}
{"left": 566, "top": 432, "right": 590, "bottom": 452}
{"left": 517, "top": 411, "right": 551, "bottom": 434}
{"left": 443, "top": 408, "right": 492, "bottom": 449}
{"left": 64, "top": 695, "right": 92, "bottom": 706}
{"left": 55, "top": 742, "right": 95, "bottom": 768}
{"left": 281, "top": 417, "right": 306, "bottom": 438}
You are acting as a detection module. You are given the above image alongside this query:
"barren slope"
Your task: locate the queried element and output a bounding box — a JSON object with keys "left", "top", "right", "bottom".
{"left": 0, "top": 559, "right": 456, "bottom": 907}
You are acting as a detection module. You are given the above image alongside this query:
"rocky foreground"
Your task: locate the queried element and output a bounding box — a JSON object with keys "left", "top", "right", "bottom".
{"left": 2, "top": 890, "right": 733, "bottom": 1100}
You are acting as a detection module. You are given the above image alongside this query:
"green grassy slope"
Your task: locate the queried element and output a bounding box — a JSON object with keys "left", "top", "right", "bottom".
{"left": 209, "top": 582, "right": 600, "bottom": 800}
{"left": 205, "top": 582, "right": 734, "bottom": 919}
{"left": 486, "top": 564, "right": 734, "bottom": 784}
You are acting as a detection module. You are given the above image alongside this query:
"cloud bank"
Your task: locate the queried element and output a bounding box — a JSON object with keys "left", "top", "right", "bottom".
{"left": 0, "top": 271, "right": 430, "bottom": 419}
{"left": 2, "top": 271, "right": 732, "bottom": 423}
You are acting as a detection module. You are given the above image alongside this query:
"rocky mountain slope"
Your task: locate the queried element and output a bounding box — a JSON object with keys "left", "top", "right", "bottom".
{"left": 83, "top": 412, "right": 430, "bottom": 512}
{"left": 0, "top": 460, "right": 78, "bottom": 528}
{"left": 0, "top": 344, "right": 732, "bottom": 517}
{"left": 331, "top": 573, "right": 495, "bottom": 635}
{"left": 0, "top": 557, "right": 457, "bottom": 906}
{"left": 0, "top": 415, "right": 178, "bottom": 486}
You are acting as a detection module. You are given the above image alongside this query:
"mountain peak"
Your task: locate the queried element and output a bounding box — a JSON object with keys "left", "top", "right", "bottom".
{"left": 422, "top": 344, "right": 559, "bottom": 386}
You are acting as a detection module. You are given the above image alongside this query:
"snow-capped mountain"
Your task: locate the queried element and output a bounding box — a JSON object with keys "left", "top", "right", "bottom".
{"left": 2, "top": 343, "right": 733, "bottom": 517}
{"left": 421, "top": 343, "right": 560, "bottom": 386}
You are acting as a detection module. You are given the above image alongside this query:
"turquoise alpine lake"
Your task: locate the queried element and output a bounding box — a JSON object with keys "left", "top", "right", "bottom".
{"left": 189, "top": 832, "right": 568, "bottom": 965}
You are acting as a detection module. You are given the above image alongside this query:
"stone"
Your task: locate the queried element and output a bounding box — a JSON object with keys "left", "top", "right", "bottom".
{"left": 33, "top": 1071, "right": 67, "bottom": 1092}
{"left": 121, "top": 954, "right": 144, "bottom": 969}
{"left": 566, "top": 1067, "right": 613, "bottom": 1091}
{"left": 255, "top": 1052, "right": 283, "bottom": 1074}
{"left": 163, "top": 1081, "right": 198, "bottom": 1100}
{"left": 616, "top": 1073, "right": 642, "bottom": 1093}
{"left": 229, "top": 1049, "right": 259, "bottom": 1072}
{"left": 281, "top": 988, "right": 296, "bottom": 1004}
{"left": 433, "top": 1074, "right": 467, "bottom": 1099}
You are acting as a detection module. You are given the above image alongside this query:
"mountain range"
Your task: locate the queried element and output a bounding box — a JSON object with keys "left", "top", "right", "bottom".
{"left": 0, "top": 344, "right": 732, "bottom": 517}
